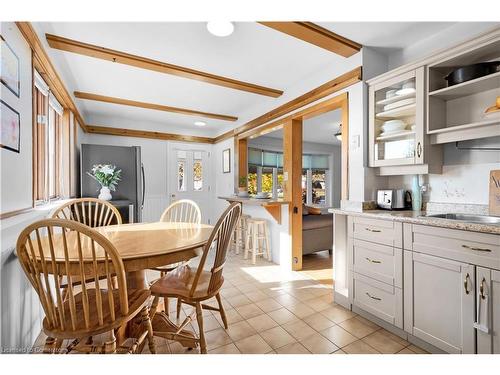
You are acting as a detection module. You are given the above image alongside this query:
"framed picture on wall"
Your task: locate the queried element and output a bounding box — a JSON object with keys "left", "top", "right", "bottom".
{"left": 1, "top": 99, "right": 21, "bottom": 153}
{"left": 0, "top": 35, "right": 21, "bottom": 98}
{"left": 222, "top": 148, "right": 231, "bottom": 173}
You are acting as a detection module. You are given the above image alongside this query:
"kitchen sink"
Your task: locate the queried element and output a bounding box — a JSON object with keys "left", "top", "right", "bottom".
{"left": 420, "top": 213, "right": 500, "bottom": 225}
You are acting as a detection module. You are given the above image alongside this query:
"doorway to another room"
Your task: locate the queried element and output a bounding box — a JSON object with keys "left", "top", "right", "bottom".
{"left": 167, "top": 144, "right": 212, "bottom": 224}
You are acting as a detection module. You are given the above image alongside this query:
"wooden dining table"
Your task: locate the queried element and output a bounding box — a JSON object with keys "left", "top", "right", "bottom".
{"left": 33, "top": 221, "right": 214, "bottom": 349}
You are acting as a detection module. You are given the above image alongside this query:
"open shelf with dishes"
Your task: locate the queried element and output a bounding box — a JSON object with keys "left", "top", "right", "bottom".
{"left": 427, "top": 38, "right": 500, "bottom": 144}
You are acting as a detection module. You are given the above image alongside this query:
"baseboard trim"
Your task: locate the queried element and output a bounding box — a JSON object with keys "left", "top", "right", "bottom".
{"left": 352, "top": 305, "right": 446, "bottom": 354}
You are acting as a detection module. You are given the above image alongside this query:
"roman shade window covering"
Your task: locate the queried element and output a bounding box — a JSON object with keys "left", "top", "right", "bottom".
{"left": 249, "top": 147, "right": 329, "bottom": 169}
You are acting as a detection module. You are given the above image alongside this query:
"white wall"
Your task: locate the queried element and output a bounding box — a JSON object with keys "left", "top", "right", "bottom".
{"left": 0, "top": 22, "right": 41, "bottom": 352}
{"left": 0, "top": 22, "right": 33, "bottom": 214}
{"left": 212, "top": 138, "right": 234, "bottom": 219}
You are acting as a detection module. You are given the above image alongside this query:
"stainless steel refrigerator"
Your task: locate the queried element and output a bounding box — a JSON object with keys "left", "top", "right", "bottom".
{"left": 80, "top": 144, "right": 144, "bottom": 223}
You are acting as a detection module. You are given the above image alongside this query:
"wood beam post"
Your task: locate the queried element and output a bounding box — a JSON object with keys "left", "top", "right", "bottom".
{"left": 283, "top": 119, "right": 303, "bottom": 271}
{"left": 341, "top": 95, "right": 349, "bottom": 201}
{"left": 235, "top": 138, "right": 248, "bottom": 193}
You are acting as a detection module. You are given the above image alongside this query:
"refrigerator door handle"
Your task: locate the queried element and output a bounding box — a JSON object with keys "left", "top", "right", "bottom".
{"left": 141, "top": 163, "right": 145, "bottom": 210}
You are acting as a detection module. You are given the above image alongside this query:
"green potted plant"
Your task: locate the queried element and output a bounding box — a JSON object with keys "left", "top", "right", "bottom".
{"left": 238, "top": 176, "right": 248, "bottom": 196}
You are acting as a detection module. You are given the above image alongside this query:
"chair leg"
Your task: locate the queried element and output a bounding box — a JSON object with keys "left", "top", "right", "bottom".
{"left": 244, "top": 226, "right": 251, "bottom": 260}
{"left": 252, "top": 227, "right": 258, "bottom": 265}
{"left": 176, "top": 298, "right": 182, "bottom": 319}
{"left": 43, "top": 336, "right": 63, "bottom": 354}
{"left": 264, "top": 223, "right": 271, "bottom": 261}
{"left": 235, "top": 224, "right": 241, "bottom": 255}
{"left": 163, "top": 297, "right": 169, "bottom": 317}
{"left": 103, "top": 330, "right": 117, "bottom": 354}
{"left": 141, "top": 307, "right": 156, "bottom": 354}
{"left": 195, "top": 302, "right": 207, "bottom": 354}
{"left": 215, "top": 293, "right": 228, "bottom": 329}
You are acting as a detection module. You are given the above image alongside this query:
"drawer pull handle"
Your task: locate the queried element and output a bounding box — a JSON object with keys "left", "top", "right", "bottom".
{"left": 365, "top": 228, "right": 381, "bottom": 233}
{"left": 462, "top": 244, "right": 492, "bottom": 252}
{"left": 365, "top": 257, "right": 382, "bottom": 264}
{"left": 464, "top": 273, "right": 471, "bottom": 295}
{"left": 365, "top": 292, "right": 381, "bottom": 301}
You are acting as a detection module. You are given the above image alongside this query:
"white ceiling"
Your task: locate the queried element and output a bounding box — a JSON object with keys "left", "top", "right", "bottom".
{"left": 31, "top": 22, "right": 488, "bottom": 138}
{"left": 319, "top": 22, "right": 456, "bottom": 50}
{"left": 34, "top": 22, "right": 346, "bottom": 136}
{"left": 262, "top": 109, "right": 342, "bottom": 146}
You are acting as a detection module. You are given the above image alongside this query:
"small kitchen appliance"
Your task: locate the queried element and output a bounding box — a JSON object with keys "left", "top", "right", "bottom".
{"left": 377, "top": 189, "right": 411, "bottom": 210}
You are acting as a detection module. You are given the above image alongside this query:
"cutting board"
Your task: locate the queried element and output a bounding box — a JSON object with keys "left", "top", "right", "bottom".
{"left": 489, "top": 170, "right": 500, "bottom": 216}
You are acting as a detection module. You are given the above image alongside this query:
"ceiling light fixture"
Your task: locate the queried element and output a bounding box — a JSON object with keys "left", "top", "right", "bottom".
{"left": 194, "top": 121, "right": 207, "bottom": 127}
{"left": 334, "top": 124, "right": 342, "bottom": 141}
{"left": 207, "top": 21, "right": 234, "bottom": 37}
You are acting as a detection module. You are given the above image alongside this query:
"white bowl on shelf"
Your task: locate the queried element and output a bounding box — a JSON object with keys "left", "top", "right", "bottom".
{"left": 396, "top": 81, "right": 416, "bottom": 96}
{"left": 381, "top": 119, "right": 406, "bottom": 133}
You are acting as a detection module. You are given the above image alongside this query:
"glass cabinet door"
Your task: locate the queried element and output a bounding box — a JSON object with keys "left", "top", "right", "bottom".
{"left": 369, "top": 69, "right": 423, "bottom": 167}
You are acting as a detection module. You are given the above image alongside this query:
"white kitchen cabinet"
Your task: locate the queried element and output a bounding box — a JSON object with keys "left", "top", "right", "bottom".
{"left": 403, "top": 250, "right": 475, "bottom": 354}
{"left": 368, "top": 67, "right": 442, "bottom": 175}
{"left": 476, "top": 267, "right": 500, "bottom": 354}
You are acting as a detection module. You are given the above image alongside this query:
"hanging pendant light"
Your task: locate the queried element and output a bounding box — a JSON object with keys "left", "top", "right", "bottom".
{"left": 334, "top": 124, "right": 342, "bottom": 141}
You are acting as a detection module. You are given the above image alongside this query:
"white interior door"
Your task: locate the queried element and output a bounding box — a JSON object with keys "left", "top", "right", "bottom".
{"left": 168, "top": 145, "right": 212, "bottom": 224}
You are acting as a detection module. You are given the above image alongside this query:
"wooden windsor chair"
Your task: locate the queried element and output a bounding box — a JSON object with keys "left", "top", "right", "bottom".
{"left": 149, "top": 202, "right": 241, "bottom": 353}
{"left": 16, "top": 219, "right": 155, "bottom": 354}
{"left": 149, "top": 199, "right": 202, "bottom": 316}
{"left": 51, "top": 198, "right": 123, "bottom": 296}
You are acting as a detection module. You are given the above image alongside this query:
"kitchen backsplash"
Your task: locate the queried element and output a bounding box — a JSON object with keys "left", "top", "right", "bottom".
{"left": 386, "top": 136, "right": 500, "bottom": 206}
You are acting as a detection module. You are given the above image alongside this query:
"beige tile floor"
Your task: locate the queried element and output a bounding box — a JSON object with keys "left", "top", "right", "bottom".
{"left": 32, "top": 250, "right": 428, "bottom": 355}
{"left": 146, "top": 251, "right": 428, "bottom": 354}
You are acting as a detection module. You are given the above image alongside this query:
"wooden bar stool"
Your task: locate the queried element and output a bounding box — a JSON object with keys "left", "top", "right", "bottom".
{"left": 244, "top": 218, "right": 271, "bottom": 264}
{"left": 232, "top": 214, "right": 250, "bottom": 255}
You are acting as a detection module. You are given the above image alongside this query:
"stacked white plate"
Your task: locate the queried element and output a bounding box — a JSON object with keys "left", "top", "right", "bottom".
{"left": 380, "top": 120, "right": 407, "bottom": 136}
{"left": 383, "top": 97, "right": 416, "bottom": 111}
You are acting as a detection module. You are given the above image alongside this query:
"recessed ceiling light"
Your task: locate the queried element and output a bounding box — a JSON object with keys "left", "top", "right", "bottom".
{"left": 194, "top": 121, "right": 207, "bottom": 127}
{"left": 207, "top": 21, "right": 234, "bottom": 37}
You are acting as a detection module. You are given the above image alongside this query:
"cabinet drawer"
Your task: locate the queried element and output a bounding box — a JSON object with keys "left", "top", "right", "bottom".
{"left": 351, "top": 239, "right": 402, "bottom": 287}
{"left": 349, "top": 216, "right": 402, "bottom": 248}
{"left": 352, "top": 272, "right": 403, "bottom": 328}
{"left": 405, "top": 224, "right": 500, "bottom": 270}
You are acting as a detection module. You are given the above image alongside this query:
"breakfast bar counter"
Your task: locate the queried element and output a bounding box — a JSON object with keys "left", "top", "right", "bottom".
{"left": 218, "top": 196, "right": 289, "bottom": 224}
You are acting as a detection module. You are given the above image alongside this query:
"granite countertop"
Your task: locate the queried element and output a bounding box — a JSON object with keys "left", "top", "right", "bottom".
{"left": 218, "top": 196, "right": 290, "bottom": 205}
{"left": 328, "top": 208, "right": 500, "bottom": 235}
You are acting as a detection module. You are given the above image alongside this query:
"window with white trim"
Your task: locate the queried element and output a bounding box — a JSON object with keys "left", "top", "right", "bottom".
{"left": 33, "top": 70, "right": 74, "bottom": 203}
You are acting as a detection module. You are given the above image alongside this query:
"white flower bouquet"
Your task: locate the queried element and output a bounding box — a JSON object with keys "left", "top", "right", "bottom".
{"left": 86, "top": 164, "right": 122, "bottom": 191}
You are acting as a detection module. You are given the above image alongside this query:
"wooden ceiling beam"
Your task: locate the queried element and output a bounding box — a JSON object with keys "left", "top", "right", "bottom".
{"left": 74, "top": 91, "right": 238, "bottom": 122}
{"left": 259, "top": 22, "right": 361, "bottom": 57}
{"left": 232, "top": 66, "right": 361, "bottom": 137}
{"left": 86, "top": 125, "right": 214, "bottom": 144}
{"left": 46, "top": 33, "right": 283, "bottom": 98}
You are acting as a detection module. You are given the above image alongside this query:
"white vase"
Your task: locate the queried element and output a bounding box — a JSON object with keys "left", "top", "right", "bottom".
{"left": 98, "top": 186, "right": 112, "bottom": 201}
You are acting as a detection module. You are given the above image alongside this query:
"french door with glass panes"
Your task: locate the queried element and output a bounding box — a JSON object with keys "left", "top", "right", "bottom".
{"left": 168, "top": 145, "right": 212, "bottom": 224}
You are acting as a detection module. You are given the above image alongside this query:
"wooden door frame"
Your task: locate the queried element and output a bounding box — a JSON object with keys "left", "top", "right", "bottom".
{"left": 236, "top": 92, "right": 349, "bottom": 270}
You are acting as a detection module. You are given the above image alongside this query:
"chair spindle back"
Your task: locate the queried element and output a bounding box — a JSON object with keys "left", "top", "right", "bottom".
{"left": 52, "top": 198, "right": 122, "bottom": 228}
{"left": 189, "top": 203, "right": 241, "bottom": 297}
{"left": 160, "top": 199, "right": 201, "bottom": 224}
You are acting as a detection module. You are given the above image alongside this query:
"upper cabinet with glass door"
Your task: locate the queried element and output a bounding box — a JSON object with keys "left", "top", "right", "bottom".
{"left": 368, "top": 67, "right": 442, "bottom": 175}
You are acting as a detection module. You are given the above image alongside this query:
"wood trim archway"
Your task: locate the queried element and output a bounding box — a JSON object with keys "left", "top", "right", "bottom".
{"left": 236, "top": 92, "right": 349, "bottom": 270}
